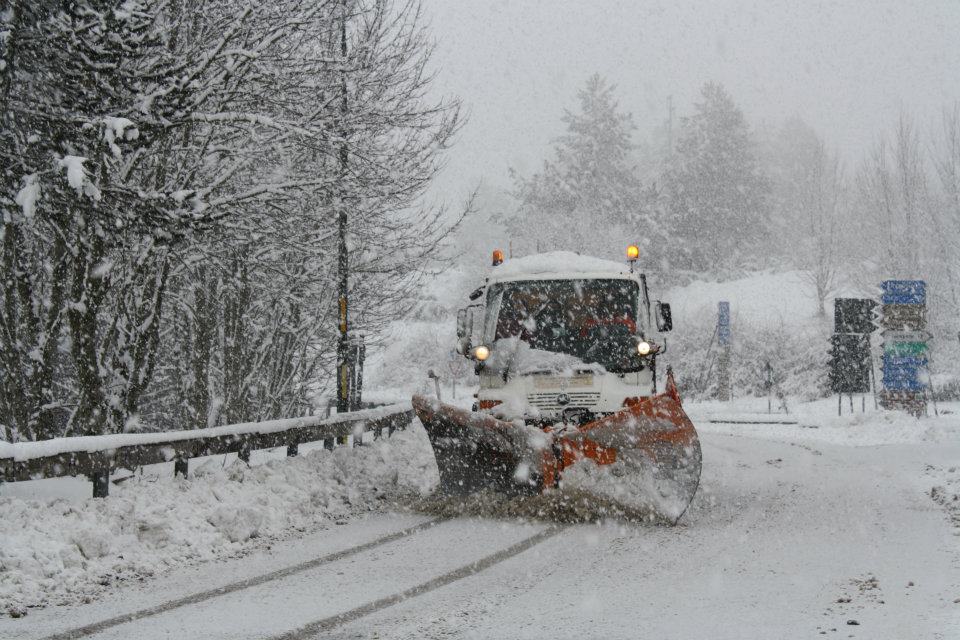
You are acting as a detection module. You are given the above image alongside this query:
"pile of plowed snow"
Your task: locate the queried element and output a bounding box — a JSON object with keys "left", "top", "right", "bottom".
{"left": 0, "top": 427, "right": 438, "bottom": 616}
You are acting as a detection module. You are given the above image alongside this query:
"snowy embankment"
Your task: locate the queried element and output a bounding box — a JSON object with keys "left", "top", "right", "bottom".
{"left": 0, "top": 427, "right": 438, "bottom": 616}
{"left": 690, "top": 397, "right": 960, "bottom": 447}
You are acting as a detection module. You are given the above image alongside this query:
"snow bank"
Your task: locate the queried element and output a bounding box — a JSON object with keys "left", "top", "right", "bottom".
{"left": 927, "top": 463, "right": 960, "bottom": 532}
{"left": 0, "top": 426, "right": 437, "bottom": 615}
{"left": 691, "top": 398, "right": 960, "bottom": 447}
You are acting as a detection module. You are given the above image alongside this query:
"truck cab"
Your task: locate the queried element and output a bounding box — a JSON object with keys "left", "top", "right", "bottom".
{"left": 457, "top": 249, "right": 673, "bottom": 425}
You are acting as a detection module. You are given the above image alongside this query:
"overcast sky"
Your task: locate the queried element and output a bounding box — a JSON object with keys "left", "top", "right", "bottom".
{"left": 421, "top": 0, "right": 960, "bottom": 200}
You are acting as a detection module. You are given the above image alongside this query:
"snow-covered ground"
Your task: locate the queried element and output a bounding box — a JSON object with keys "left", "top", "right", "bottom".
{"left": 3, "top": 267, "right": 958, "bottom": 637}
{"left": 690, "top": 397, "right": 960, "bottom": 447}
{"left": 0, "top": 428, "right": 438, "bottom": 617}
{"left": 2, "top": 400, "right": 958, "bottom": 639}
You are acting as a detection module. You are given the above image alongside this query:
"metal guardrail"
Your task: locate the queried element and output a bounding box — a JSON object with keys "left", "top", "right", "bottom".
{"left": 0, "top": 403, "right": 414, "bottom": 497}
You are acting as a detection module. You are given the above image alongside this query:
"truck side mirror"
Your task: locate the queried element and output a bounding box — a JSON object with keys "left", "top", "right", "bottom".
{"left": 456, "top": 308, "right": 468, "bottom": 338}
{"left": 656, "top": 302, "right": 673, "bottom": 332}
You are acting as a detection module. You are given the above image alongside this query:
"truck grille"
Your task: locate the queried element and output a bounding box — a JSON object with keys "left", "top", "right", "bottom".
{"left": 526, "top": 392, "right": 601, "bottom": 412}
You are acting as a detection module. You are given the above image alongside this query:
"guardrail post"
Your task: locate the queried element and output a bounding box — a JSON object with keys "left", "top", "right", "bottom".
{"left": 353, "top": 421, "right": 363, "bottom": 448}
{"left": 287, "top": 442, "right": 298, "bottom": 457}
{"left": 91, "top": 469, "right": 109, "bottom": 498}
{"left": 174, "top": 456, "right": 189, "bottom": 478}
{"left": 238, "top": 439, "right": 251, "bottom": 464}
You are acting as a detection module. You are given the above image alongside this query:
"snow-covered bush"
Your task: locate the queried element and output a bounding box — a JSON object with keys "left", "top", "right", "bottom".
{"left": 664, "top": 314, "right": 831, "bottom": 402}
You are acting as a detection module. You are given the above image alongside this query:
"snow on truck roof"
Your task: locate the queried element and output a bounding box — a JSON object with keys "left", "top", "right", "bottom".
{"left": 488, "top": 251, "right": 633, "bottom": 281}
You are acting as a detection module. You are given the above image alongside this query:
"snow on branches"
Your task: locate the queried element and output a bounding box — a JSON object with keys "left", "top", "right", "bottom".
{"left": 0, "top": 1, "right": 461, "bottom": 440}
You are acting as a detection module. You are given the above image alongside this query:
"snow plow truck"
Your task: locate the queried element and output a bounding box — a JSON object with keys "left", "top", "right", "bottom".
{"left": 412, "top": 247, "right": 702, "bottom": 522}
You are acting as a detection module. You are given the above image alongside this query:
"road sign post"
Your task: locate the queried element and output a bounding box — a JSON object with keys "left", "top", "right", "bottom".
{"left": 717, "top": 301, "right": 731, "bottom": 401}
{"left": 830, "top": 298, "right": 876, "bottom": 415}
{"left": 879, "top": 280, "right": 929, "bottom": 416}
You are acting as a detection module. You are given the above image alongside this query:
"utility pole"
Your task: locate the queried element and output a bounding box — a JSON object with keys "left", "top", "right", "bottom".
{"left": 336, "top": 0, "right": 350, "bottom": 419}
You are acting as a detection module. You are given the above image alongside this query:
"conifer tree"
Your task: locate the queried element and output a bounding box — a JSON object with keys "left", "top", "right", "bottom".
{"left": 663, "top": 82, "right": 769, "bottom": 272}
{"left": 508, "top": 74, "right": 656, "bottom": 259}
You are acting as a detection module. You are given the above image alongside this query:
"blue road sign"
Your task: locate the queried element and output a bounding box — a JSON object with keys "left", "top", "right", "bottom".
{"left": 881, "top": 280, "right": 926, "bottom": 305}
{"left": 882, "top": 377, "right": 926, "bottom": 391}
{"left": 882, "top": 354, "right": 928, "bottom": 369}
{"left": 882, "top": 353, "right": 927, "bottom": 390}
{"left": 883, "top": 364, "right": 920, "bottom": 376}
{"left": 718, "top": 301, "right": 730, "bottom": 346}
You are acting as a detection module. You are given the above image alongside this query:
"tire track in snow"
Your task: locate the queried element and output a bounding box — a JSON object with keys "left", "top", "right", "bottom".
{"left": 40, "top": 518, "right": 445, "bottom": 640}
{"left": 269, "top": 524, "right": 567, "bottom": 639}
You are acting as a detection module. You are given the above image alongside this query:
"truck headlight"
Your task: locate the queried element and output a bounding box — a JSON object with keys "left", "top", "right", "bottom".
{"left": 474, "top": 345, "right": 490, "bottom": 361}
{"left": 637, "top": 341, "right": 652, "bottom": 356}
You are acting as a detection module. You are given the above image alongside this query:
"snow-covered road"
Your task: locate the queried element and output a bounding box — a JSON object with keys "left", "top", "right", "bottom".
{"left": 6, "top": 427, "right": 958, "bottom": 640}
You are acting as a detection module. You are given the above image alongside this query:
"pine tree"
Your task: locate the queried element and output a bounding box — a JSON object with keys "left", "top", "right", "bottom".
{"left": 508, "top": 74, "right": 656, "bottom": 259}
{"left": 663, "top": 82, "right": 769, "bottom": 273}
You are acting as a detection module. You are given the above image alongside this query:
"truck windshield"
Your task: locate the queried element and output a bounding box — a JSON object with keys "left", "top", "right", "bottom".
{"left": 489, "top": 279, "right": 641, "bottom": 371}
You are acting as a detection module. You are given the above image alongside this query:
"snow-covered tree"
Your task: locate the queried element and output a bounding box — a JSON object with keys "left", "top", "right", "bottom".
{"left": 662, "top": 82, "right": 769, "bottom": 273}
{"left": 931, "top": 104, "right": 960, "bottom": 311}
{"left": 767, "top": 118, "right": 846, "bottom": 316}
{"left": 857, "top": 114, "right": 932, "bottom": 277}
{"left": 507, "top": 74, "right": 656, "bottom": 259}
{"left": 147, "top": 0, "right": 464, "bottom": 430}
{"left": 1, "top": 0, "right": 462, "bottom": 439}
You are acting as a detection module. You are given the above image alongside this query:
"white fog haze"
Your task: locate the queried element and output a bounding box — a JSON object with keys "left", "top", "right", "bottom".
{"left": 424, "top": 0, "right": 960, "bottom": 194}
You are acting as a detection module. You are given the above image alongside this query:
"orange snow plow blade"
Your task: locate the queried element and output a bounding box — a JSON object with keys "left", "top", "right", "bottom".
{"left": 413, "top": 372, "right": 702, "bottom": 523}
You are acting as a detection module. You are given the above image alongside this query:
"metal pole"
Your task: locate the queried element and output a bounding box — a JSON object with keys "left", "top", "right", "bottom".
{"left": 764, "top": 361, "right": 773, "bottom": 414}
{"left": 335, "top": 1, "right": 351, "bottom": 431}
{"left": 717, "top": 302, "right": 731, "bottom": 402}
{"left": 347, "top": 341, "right": 357, "bottom": 411}
{"left": 91, "top": 470, "right": 109, "bottom": 498}
{"left": 428, "top": 370, "right": 442, "bottom": 402}
{"left": 354, "top": 338, "right": 365, "bottom": 410}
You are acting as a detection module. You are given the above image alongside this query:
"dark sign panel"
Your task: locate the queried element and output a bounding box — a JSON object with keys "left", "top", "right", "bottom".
{"left": 829, "top": 333, "right": 871, "bottom": 394}
{"left": 834, "top": 298, "right": 878, "bottom": 334}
